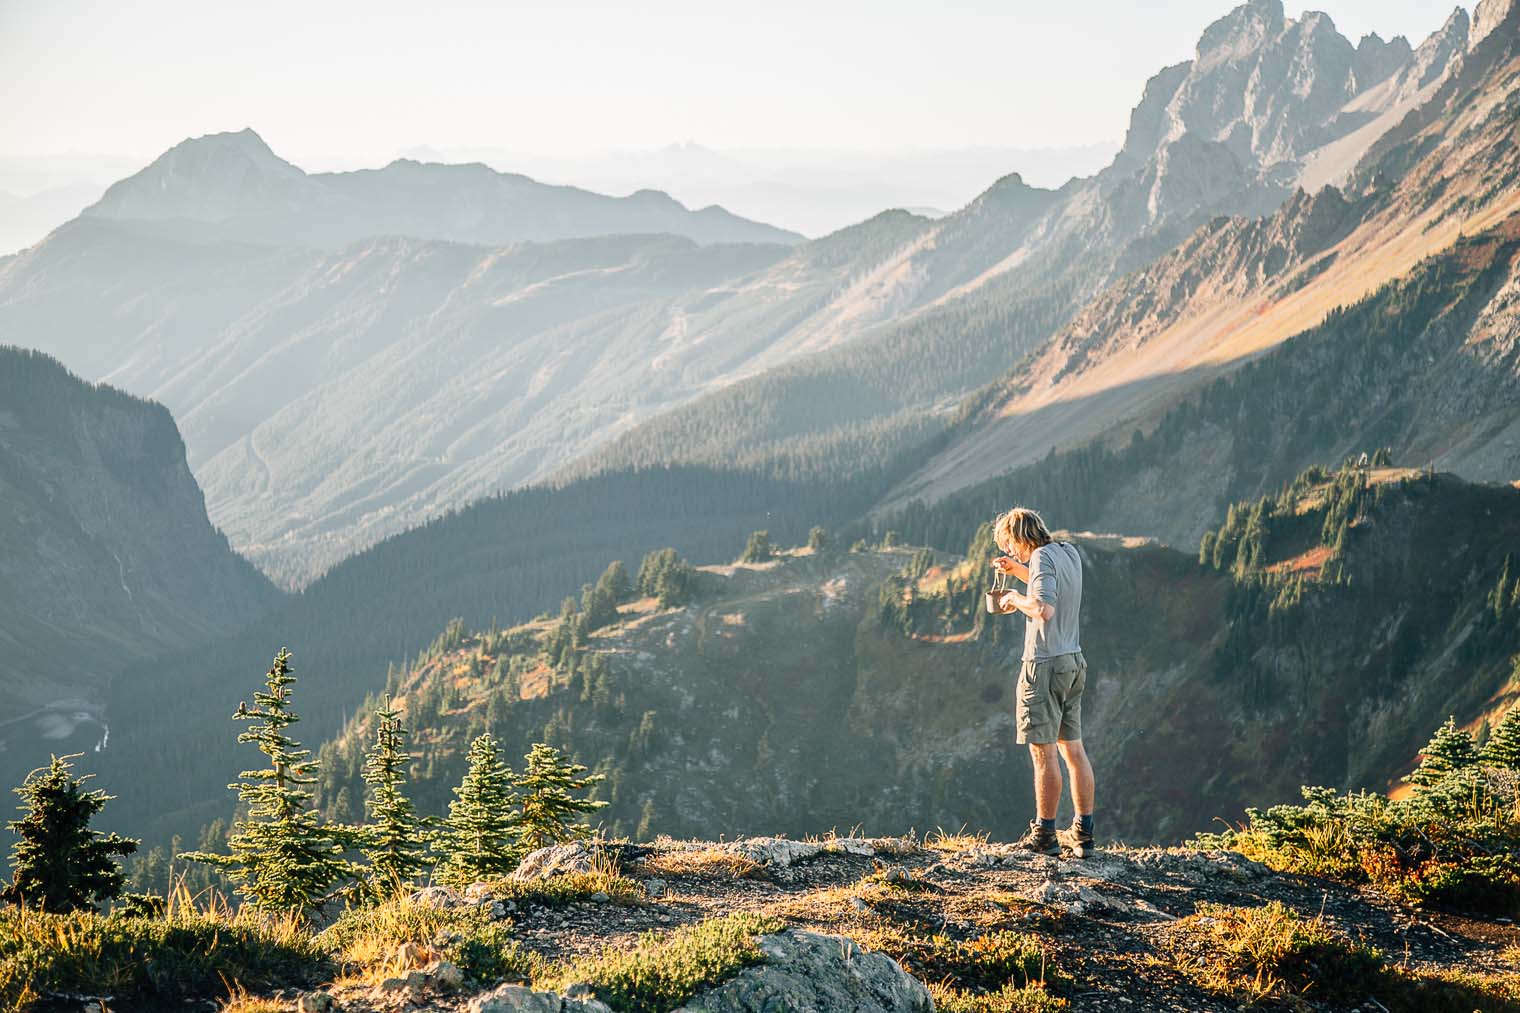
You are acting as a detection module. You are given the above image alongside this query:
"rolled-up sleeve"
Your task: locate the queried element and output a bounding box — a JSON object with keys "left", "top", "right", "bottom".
{"left": 1028, "top": 548, "right": 1058, "bottom": 607}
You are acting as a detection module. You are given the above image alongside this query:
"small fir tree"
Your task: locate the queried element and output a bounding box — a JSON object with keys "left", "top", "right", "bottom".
{"left": 2, "top": 754, "right": 137, "bottom": 912}
{"left": 739, "top": 530, "right": 774, "bottom": 563}
{"left": 597, "top": 560, "right": 633, "bottom": 602}
{"left": 515, "top": 742, "right": 608, "bottom": 853}
{"left": 580, "top": 580, "right": 620, "bottom": 633}
{"left": 437, "top": 734, "right": 520, "bottom": 885}
{"left": 1406, "top": 716, "right": 1479, "bottom": 787}
{"left": 1480, "top": 705, "right": 1520, "bottom": 770}
{"left": 636, "top": 548, "right": 695, "bottom": 606}
{"left": 807, "top": 526, "right": 829, "bottom": 552}
{"left": 359, "top": 698, "right": 429, "bottom": 895}
{"left": 182, "top": 649, "right": 352, "bottom": 913}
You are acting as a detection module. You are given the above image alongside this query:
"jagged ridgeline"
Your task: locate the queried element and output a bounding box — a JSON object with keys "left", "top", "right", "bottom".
{"left": 881, "top": 212, "right": 1520, "bottom": 556}
{"left": 303, "top": 466, "right": 1520, "bottom": 851}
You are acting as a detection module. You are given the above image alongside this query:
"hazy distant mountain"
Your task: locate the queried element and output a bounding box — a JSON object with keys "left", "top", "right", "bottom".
{"left": 0, "top": 183, "right": 106, "bottom": 255}
{"left": 82, "top": 128, "right": 803, "bottom": 248}
{"left": 398, "top": 141, "right": 1119, "bottom": 237}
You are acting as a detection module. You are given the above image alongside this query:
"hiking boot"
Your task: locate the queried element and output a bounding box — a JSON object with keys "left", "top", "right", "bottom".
{"left": 1058, "top": 820, "right": 1095, "bottom": 859}
{"left": 1013, "top": 819, "right": 1060, "bottom": 857}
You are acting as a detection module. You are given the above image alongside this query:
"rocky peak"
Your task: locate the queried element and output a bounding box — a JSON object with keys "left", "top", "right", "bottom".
{"left": 1404, "top": 7, "right": 1471, "bottom": 90}
{"left": 1472, "top": 0, "right": 1517, "bottom": 50}
{"left": 84, "top": 127, "right": 309, "bottom": 224}
{"left": 1353, "top": 31, "right": 1414, "bottom": 90}
{"left": 1194, "top": 0, "right": 1286, "bottom": 70}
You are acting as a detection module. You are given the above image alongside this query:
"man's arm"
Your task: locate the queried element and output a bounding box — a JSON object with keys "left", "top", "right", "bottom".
{"left": 998, "top": 590, "right": 1055, "bottom": 622}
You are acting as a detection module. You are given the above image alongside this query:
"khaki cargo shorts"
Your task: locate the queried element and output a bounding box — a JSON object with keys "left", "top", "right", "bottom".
{"left": 1016, "top": 650, "right": 1086, "bottom": 744}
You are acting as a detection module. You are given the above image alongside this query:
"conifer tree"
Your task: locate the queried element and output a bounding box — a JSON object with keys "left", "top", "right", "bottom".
{"left": 581, "top": 580, "right": 620, "bottom": 632}
{"left": 1491, "top": 556, "right": 1513, "bottom": 623}
{"left": 2, "top": 754, "right": 137, "bottom": 912}
{"left": 183, "top": 649, "right": 352, "bottom": 913}
{"left": 636, "top": 548, "right": 695, "bottom": 607}
{"left": 597, "top": 560, "right": 633, "bottom": 602}
{"left": 1406, "top": 716, "right": 1479, "bottom": 787}
{"left": 1481, "top": 705, "right": 1520, "bottom": 770}
{"left": 359, "top": 698, "right": 429, "bottom": 895}
{"left": 808, "top": 526, "right": 829, "bottom": 552}
{"left": 515, "top": 742, "right": 607, "bottom": 852}
{"left": 437, "top": 734, "right": 520, "bottom": 886}
{"left": 739, "top": 530, "right": 774, "bottom": 563}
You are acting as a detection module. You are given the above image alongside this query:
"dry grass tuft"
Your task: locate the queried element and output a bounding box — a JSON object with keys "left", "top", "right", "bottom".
{"left": 638, "top": 847, "right": 767, "bottom": 881}
{"left": 925, "top": 827, "right": 990, "bottom": 854}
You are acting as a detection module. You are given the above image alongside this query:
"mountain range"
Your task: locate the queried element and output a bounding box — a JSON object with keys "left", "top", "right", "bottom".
{"left": 4, "top": 0, "right": 1520, "bottom": 861}
{"left": 1, "top": 1, "right": 1496, "bottom": 585}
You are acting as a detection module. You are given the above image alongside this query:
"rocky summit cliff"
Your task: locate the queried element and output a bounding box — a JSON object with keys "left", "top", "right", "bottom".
{"left": 52, "top": 835, "right": 1519, "bottom": 1012}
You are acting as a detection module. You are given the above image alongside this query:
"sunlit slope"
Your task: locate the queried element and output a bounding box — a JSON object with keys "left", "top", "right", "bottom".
{"left": 891, "top": 14, "right": 1520, "bottom": 509}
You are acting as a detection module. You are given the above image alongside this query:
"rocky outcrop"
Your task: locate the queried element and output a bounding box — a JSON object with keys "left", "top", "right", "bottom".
{"left": 461, "top": 929, "right": 930, "bottom": 1013}
{"left": 674, "top": 930, "right": 933, "bottom": 1013}
{"left": 512, "top": 841, "right": 605, "bottom": 881}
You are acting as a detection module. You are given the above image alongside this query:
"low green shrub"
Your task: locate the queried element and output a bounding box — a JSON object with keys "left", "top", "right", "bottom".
{"left": 0, "top": 895, "right": 325, "bottom": 1012}
{"left": 544, "top": 911, "right": 782, "bottom": 1012}
{"left": 1166, "top": 901, "right": 1520, "bottom": 1012}
{"left": 316, "top": 892, "right": 543, "bottom": 984}
{"left": 484, "top": 868, "right": 645, "bottom": 908}
{"left": 930, "top": 980, "right": 1068, "bottom": 1012}
{"left": 1194, "top": 762, "right": 1520, "bottom": 914}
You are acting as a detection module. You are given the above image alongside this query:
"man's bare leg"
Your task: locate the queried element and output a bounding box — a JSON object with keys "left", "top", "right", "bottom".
{"left": 1029, "top": 743, "right": 1063, "bottom": 820}
{"left": 1057, "top": 739, "right": 1095, "bottom": 816}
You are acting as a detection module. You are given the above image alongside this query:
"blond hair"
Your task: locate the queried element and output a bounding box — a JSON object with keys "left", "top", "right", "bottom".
{"left": 994, "top": 507, "right": 1052, "bottom": 554}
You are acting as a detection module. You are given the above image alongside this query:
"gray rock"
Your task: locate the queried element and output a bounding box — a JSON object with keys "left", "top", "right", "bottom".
{"left": 1031, "top": 879, "right": 1115, "bottom": 915}
{"left": 411, "top": 884, "right": 465, "bottom": 908}
{"left": 467, "top": 983, "right": 614, "bottom": 1013}
{"left": 722, "top": 837, "right": 823, "bottom": 868}
{"left": 512, "top": 840, "right": 604, "bottom": 880}
{"left": 674, "top": 930, "right": 932, "bottom": 1012}
{"left": 297, "top": 992, "right": 334, "bottom": 1013}
{"left": 644, "top": 877, "right": 668, "bottom": 897}
{"left": 430, "top": 960, "right": 466, "bottom": 991}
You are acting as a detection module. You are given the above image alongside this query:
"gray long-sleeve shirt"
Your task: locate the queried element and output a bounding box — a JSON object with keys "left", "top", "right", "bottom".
{"left": 1023, "top": 540, "right": 1083, "bottom": 661}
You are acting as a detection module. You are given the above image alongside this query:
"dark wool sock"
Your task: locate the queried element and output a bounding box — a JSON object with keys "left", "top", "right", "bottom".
{"left": 1040, "top": 817, "right": 1056, "bottom": 833}
{"left": 1077, "top": 814, "right": 1093, "bottom": 835}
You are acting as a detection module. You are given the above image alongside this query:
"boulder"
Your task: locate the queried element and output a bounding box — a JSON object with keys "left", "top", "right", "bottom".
{"left": 297, "top": 992, "right": 334, "bottom": 1013}
{"left": 512, "top": 840, "right": 603, "bottom": 881}
{"left": 673, "top": 930, "right": 932, "bottom": 1012}
{"left": 410, "top": 884, "right": 465, "bottom": 908}
{"left": 721, "top": 837, "right": 823, "bottom": 868}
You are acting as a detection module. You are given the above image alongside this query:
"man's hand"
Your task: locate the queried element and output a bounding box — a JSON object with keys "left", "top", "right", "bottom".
{"left": 992, "top": 556, "right": 1029, "bottom": 581}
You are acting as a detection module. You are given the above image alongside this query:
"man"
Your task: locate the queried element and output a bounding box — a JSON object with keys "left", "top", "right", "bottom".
{"left": 991, "top": 507, "right": 1095, "bottom": 858}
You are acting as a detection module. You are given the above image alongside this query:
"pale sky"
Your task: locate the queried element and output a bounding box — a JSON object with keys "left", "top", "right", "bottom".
{"left": 1, "top": 0, "right": 1461, "bottom": 165}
